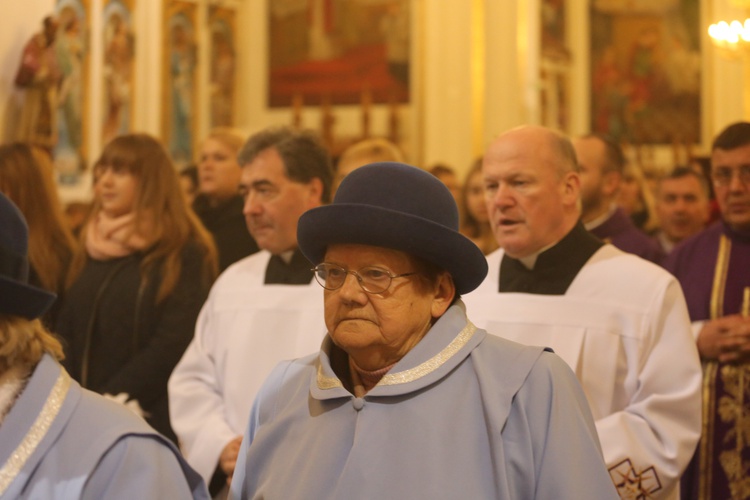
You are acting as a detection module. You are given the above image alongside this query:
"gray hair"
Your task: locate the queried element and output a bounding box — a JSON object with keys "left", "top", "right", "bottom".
{"left": 238, "top": 126, "right": 334, "bottom": 203}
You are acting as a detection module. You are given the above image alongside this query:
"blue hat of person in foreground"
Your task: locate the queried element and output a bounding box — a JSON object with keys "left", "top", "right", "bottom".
{"left": 297, "top": 161, "right": 488, "bottom": 294}
{"left": 0, "top": 191, "right": 56, "bottom": 319}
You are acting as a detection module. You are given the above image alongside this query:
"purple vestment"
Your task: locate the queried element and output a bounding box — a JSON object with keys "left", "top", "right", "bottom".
{"left": 590, "top": 207, "right": 664, "bottom": 264}
{"left": 665, "top": 220, "right": 750, "bottom": 500}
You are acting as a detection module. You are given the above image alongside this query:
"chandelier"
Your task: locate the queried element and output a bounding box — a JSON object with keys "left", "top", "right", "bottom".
{"left": 708, "top": 19, "right": 750, "bottom": 54}
{"left": 708, "top": 0, "right": 750, "bottom": 55}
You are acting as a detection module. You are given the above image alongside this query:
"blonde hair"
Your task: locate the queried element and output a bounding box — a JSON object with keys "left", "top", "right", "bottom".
{"left": 0, "top": 315, "right": 64, "bottom": 374}
{"left": 0, "top": 143, "right": 77, "bottom": 293}
{"left": 203, "top": 127, "right": 247, "bottom": 156}
{"left": 621, "top": 162, "right": 659, "bottom": 233}
{"left": 69, "top": 134, "right": 219, "bottom": 303}
{"left": 338, "top": 137, "right": 404, "bottom": 167}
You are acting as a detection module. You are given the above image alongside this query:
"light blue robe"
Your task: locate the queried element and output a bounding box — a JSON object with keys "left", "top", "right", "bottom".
{"left": 231, "top": 303, "right": 618, "bottom": 499}
{"left": 0, "top": 355, "right": 209, "bottom": 499}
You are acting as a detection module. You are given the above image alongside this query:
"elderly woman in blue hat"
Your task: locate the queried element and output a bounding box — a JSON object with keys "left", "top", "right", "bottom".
{"left": 0, "top": 192, "right": 209, "bottom": 499}
{"left": 229, "top": 163, "right": 618, "bottom": 499}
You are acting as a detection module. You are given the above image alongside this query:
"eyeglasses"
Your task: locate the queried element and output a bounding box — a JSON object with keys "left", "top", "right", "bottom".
{"left": 712, "top": 166, "right": 750, "bottom": 187}
{"left": 311, "top": 263, "right": 418, "bottom": 294}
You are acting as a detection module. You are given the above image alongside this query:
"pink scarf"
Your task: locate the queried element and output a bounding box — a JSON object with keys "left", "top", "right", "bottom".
{"left": 85, "top": 212, "right": 151, "bottom": 260}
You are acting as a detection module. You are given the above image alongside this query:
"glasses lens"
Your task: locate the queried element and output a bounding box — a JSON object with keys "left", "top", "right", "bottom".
{"left": 713, "top": 166, "right": 750, "bottom": 186}
{"left": 358, "top": 267, "right": 392, "bottom": 294}
{"left": 314, "top": 264, "right": 345, "bottom": 290}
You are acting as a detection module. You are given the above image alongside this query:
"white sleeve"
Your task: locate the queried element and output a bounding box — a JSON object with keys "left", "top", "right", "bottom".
{"left": 691, "top": 320, "right": 705, "bottom": 341}
{"left": 168, "top": 292, "right": 238, "bottom": 484}
{"left": 595, "top": 279, "right": 702, "bottom": 499}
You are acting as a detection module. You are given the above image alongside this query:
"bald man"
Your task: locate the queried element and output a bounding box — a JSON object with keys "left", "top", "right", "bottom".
{"left": 464, "top": 125, "right": 701, "bottom": 500}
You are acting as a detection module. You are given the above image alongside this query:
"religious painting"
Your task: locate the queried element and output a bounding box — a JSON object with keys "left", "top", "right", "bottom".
{"left": 540, "top": 0, "right": 571, "bottom": 132}
{"left": 209, "top": 6, "right": 236, "bottom": 128}
{"left": 54, "top": 0, "right": 89, "bottom": 185}
{"left": 267, "top": 0, "right": 410, "bottom": 107}
{"left": 102, "top": 0, "right": 135, "bottom": 147}
{"left": 163, "top": 1, "right": 197, "bottom": 167}
{"left": 590, "top": 0, "right": 701, "bottom": 144}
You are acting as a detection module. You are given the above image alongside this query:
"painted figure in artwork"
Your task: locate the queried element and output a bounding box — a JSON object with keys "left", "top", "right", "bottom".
{"left": 169, "top": 19, "right": 196, "bottom": 167}
{"left": 102, "top": 9, "right": 134, "bottom": 145}
{"left": 54, "top": 5, "right": 86, "bottom": 181}
{"left": 14, "top": 16, "right": 62, "bottom": 152}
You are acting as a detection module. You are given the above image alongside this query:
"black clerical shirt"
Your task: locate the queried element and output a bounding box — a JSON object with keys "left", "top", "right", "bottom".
{"left": 264, "top": 248, "right": 314, "bottom": 284}
{"left": 499, "top": 222, "right": 604, "bottom": 295}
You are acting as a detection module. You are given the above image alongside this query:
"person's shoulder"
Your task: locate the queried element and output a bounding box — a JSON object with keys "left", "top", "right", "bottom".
{"left": 590, "top": 244, "right": 673, "bottom": 281}
{"left": 213, "top": 250, "right": 270, "bottom": 287}
{"left": 673, "top": 221, "right": 722, "bottom": 256}
{"left": 664, "top": 221, "right": 722, "bottom": 273}
{"left": 253, "top": 354, "right": 318, "bottom": 410}
{"left": 473, "top": 334, "right": 548, "bottom": 379}
{"left": 76, "top": 387, "right": 165, "bottom": 437}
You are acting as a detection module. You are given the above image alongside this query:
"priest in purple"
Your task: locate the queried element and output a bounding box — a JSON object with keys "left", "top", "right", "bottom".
{"left": 573, "top": 134, "right": 664, "bottom": 264}
{"left": 665, "top": 121, "right": 750, "bottom": 500}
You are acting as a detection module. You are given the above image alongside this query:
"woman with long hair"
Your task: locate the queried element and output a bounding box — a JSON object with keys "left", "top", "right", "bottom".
{"left": 0, "top": 142, "right": 77, "bottom": 327}
{"left": 193, "top": 127, "right": 258, "bottom": 271}
{"left": 56, "top": 133, "right": 218, "bottom": 443}
{"left": 459, "top": 157, "right": 498, "bottom": 255}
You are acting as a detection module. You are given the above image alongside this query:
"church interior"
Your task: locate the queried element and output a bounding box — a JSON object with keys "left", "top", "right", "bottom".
{"left": 0, "top": 0, "right": 748, "bottom": 205}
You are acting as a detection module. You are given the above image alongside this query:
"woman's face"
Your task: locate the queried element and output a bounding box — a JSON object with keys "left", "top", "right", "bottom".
{"left": 465, "top": 169, "right": 489, "bottom": 222}
{"left": 95, "top": 164, "right": 138, "bottom": 218}
{"left": 198, "top": 138, "right": 241, "bottom": 201}
{"left": 322, "top": 244, "right": 453, "bottom": 371}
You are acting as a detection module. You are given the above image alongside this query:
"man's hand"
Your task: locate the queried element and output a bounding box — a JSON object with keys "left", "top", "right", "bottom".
{"left": 220, "top": 436, "right": 243, "bottom": 486}
{"left": 697, "top": 315, "right": 750, "bottom": 363}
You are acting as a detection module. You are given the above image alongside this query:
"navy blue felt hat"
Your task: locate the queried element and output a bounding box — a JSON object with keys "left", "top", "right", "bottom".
{"left": 297, "top": 162, "right": 488, "bottom": 294}
{"left": 0, "top": 192, "right": 56, "bottom": 319}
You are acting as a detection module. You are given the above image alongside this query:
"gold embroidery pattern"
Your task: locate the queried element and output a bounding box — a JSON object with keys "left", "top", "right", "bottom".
{"left": 710, "top": 235, "right": 730, "bottom": 321}
{"left": 717, "top": 363, "right": 750, "bottom": 500}
{"left": 0, "top": 370, "right": 71, "bottom": 495}
{"left": 378, "top": 322, "right": 476, "bottom": 386}
{"left": 608, "top": 458, "right": 662, "bottom": 499}
{"left": 700, "top": 234, "right": 750, "bottom": 499}
{"left": 316, "top": 363, "right": 344, "bottom": 390}
{"left": 316, "top": 322, "right": 477, "bottom": 390}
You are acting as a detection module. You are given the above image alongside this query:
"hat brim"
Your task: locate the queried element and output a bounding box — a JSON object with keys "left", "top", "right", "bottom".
{"left": 298, "top": 204, "right": 488, "bottom": 295}
{"left": 0, "top": 275, "right": 56, "bottom": 320}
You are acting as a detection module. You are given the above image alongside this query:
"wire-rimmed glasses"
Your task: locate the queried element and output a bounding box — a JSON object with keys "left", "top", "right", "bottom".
{"left": 311, "top": 263, "right": 418, "bottom": 294}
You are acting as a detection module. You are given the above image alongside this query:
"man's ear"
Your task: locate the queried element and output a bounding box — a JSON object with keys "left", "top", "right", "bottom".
{"left": 431, "top": 272, "right": 456, "bottom": 319}
{"left": 562, "top": 171, "right": 581, "bottom": 207}
{"left": 306, "top": 177, "right": 324, "bottom": 205}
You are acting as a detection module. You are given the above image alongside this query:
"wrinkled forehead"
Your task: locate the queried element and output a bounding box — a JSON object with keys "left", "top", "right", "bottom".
{"left": 711, "top": 143, "right": 750, "bottom": 169}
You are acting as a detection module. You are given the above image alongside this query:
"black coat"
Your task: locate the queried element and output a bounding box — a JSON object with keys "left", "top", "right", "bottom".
{"left": 193, "top": 194, "right": 259, "bottom": 271}
{"left": 55, "top": 243, "right": 211, "bottom": 443}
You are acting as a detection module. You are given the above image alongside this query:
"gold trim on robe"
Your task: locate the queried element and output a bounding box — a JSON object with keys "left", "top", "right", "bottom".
{"left": 0, "top": 370, "right": 71, "bottom": 495}
{"left": 700, "top": 235, "right": 750, "bottom": 499}
{"left": 317, "top": 322, "right": 477, "bottom": 390}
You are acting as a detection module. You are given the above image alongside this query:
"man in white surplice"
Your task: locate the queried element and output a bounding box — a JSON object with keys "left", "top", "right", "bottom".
{"left": 463, "top": 125, "right": 701, "bottom": 500}
{"left": 168, "top": 127, "right": 333, "bottom": 495}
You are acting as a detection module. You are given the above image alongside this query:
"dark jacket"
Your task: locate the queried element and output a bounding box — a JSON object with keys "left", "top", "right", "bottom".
{"left": 55, "top": 242, "right": 212, "bottom": 443}
{"left": 192, "top": 194, "right": 258, "bottom": 272}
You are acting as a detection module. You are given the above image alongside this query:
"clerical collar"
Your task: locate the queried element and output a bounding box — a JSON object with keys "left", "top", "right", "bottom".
{"left": 499, "top": 221, "right": 604, "bottom": 295}
{"left": 278, "top": 250, "right": 294, "bottom": 264}
{"left": 584, "top": 203, "right": 617, "bottom": 231}
{"left": 655, "top": 231, "right": 675, "bottom": 254}
{"left": 264, "top": 248, "right": 314, "bottom": 284}
{"left": 517, "top": 242, "right": 556, "bottom": 270}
